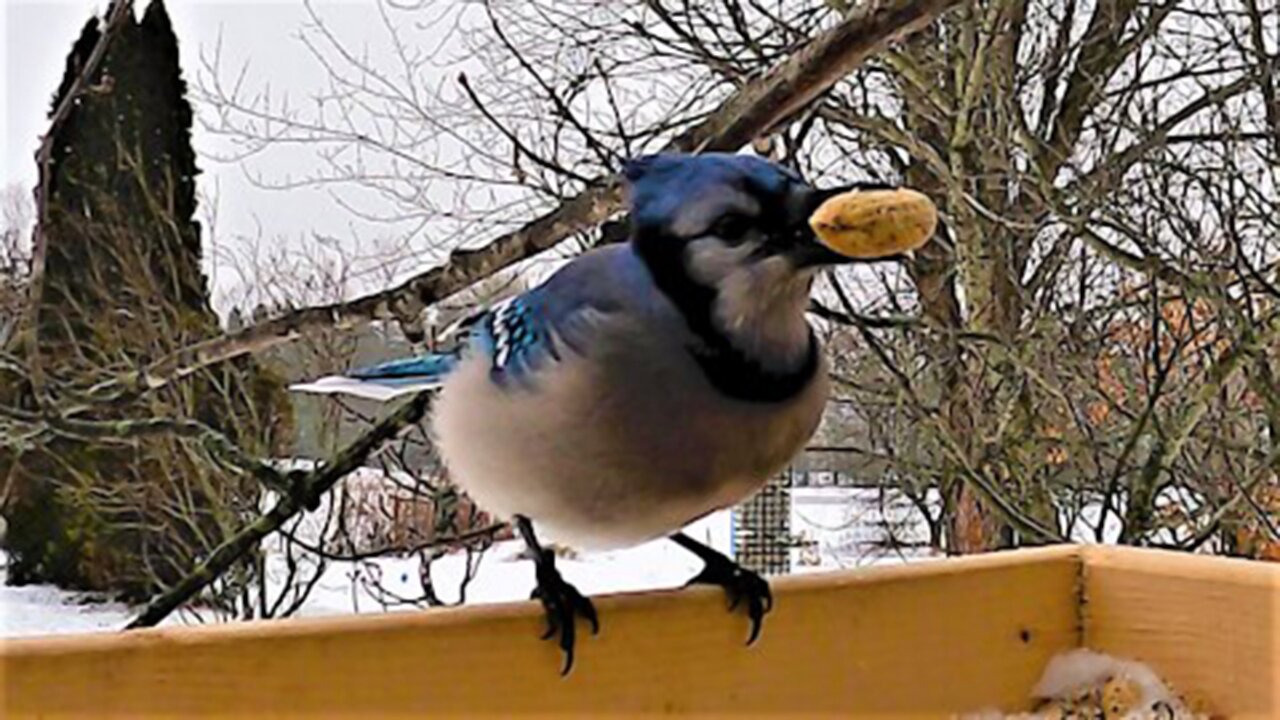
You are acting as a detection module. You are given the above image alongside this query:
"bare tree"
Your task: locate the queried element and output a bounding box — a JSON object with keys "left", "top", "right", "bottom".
{"left": 814, "top": 0, "right": 1279, "bottom": 553}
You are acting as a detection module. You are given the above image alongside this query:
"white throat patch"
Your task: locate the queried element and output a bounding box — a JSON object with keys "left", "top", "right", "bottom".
{"left": 684, "top": 238, "right": 816, "bottom": 372}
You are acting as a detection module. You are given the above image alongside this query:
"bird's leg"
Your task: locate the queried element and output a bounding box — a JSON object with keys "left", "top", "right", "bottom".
{"left": 515, "top": 515, "right": 598, "bottom": 675}
{"left": 670, "top": 532, "right": 773, "bottom": 645}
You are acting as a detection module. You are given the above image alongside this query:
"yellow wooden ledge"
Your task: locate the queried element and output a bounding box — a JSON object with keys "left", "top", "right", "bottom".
{"left": 1, "top": 545, "right": 1276, "bottom": 718}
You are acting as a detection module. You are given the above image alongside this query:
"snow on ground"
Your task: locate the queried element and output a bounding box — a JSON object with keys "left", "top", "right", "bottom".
{"left": 1, "top": 487, "right": 933, "bottom": 639}
{"left": 0, "top": 562, "right": 137, "bottom": 638}
{"left": 281, "top": 511, "right": 731, "bottom": 620}
{"left": 790, "top": 487, "right": 936, "bottom": 570}
{"left": 0, "top": 516, "right": 728, "bottom": 638}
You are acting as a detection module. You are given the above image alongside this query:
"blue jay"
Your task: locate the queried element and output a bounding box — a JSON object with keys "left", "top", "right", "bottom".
{"left": 293, "top": 153, "right": 936, "bottom": 673}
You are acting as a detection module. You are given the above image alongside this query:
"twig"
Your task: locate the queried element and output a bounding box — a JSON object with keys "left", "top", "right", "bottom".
{"left": 457, "top": 73, "right": 594, "bottom": 186}
{"left": 282, "top": 522, "right": 504, "bottom": 563}
{"left": 808, "top": 299, "right": 921, "bottom": 329}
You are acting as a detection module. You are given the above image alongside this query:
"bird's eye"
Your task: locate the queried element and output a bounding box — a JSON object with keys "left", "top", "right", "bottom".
{"left": 712, "top": 214, "right": 751, "bottom": 242}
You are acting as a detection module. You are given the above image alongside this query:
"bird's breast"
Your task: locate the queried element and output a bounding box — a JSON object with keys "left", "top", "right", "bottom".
{"left": 430, "top": 316, "right": 829, "bottom": 549}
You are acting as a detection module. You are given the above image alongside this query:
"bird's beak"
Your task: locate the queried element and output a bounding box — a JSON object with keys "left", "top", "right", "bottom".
{"left": 799, "top": 187, "right": 938, "bottom": 264}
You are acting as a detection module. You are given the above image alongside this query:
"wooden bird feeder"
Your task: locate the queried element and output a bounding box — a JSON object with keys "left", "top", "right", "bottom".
{"left": 2, "top": 544, "right": 1276, "bottom": 718}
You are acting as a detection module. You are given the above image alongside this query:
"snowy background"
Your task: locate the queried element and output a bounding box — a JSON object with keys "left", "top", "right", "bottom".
{"left": 0, "top": 487, "right": 935, "bottom": 639}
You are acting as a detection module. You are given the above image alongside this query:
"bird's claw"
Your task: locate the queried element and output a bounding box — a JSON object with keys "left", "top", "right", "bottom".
{"left": 686, "top": 557, "right": 773, "bottom": 645}
{"left": 531, "top": 561, "right": 598, "bottom": 675}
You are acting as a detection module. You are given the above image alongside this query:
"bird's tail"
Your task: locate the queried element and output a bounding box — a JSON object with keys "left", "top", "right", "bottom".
{"left": 289, "top": 353, "right": 458, "bottom": 402}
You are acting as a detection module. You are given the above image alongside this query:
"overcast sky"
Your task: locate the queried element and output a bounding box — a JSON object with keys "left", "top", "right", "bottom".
{"left": 2, "top": 0, "right": 426, "bottom": 313}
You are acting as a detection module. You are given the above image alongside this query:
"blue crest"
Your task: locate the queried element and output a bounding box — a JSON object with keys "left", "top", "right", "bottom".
{"left": 622, "top": 153, "right": 803, "bottom": 231}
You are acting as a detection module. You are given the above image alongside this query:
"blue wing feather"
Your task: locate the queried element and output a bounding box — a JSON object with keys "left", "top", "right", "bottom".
{"left": 348, "top": 353, "right": 458, "bottom": 381}
{"left": 469, "top": 245, "right": 654, "bottom": 387}
{"left": 473, "top": 295, "right": 561, "bottom": 387}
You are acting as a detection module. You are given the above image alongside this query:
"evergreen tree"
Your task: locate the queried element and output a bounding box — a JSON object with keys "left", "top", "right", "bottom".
{"left": 1, "top": 0, "right": 290, "bottom": 600}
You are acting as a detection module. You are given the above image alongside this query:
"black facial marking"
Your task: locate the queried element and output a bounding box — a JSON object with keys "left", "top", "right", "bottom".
{"left": 633, "top": 224, "right": 818, "bottom": 404}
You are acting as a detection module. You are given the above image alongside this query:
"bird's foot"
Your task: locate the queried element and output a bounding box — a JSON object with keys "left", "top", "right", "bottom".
{"left": 516, "top": 516, "right": 597, "bottom": 675}
{"left": 530, "top": 555, "right": 598, "bottom": 675}
{"left": 686, "top": 556, "right": 773, "bottom": 644}
{"left": 673, "top": 534, "right": 773, "bottom": 645}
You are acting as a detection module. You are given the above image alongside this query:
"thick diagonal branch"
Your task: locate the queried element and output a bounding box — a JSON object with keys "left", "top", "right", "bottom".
{"left": 125, "top": 392, "right": 434, "bottom": 628}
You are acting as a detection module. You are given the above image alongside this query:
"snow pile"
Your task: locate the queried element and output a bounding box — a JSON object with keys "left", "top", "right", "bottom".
{"left": 963, "top": 649, "right": 1212, "bottom": 719}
